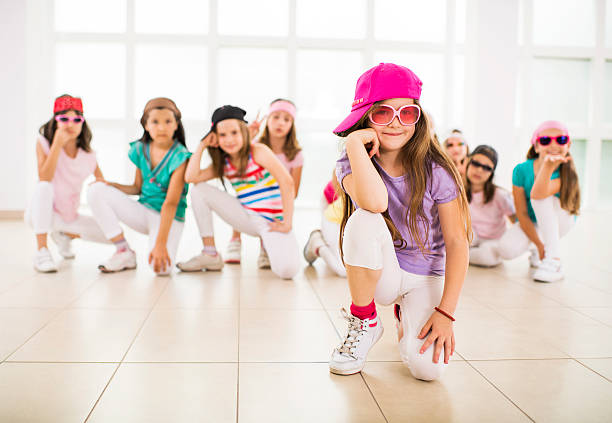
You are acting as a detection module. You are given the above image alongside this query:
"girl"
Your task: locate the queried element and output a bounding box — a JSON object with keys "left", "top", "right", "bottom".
{"left": 177, "top": 105, "right": 300, "bottom": 280}
{"left": 463, "top": 145, "right": 517, "bottom": 267}
{"left": 225, "top": 99, "right": 303, "bottom": 268}
{"left": 26, "top": 95, "right": 109, "bottom": 273}
{"left": 507, "top": 120, "right": 579, "bottom": 282}
{"left": 443, "top": 129, "right": 469, "bottom": 176}
{"left": 328, "top": 63, "right": 471, "bottom": 381}
{"left": 87, "top": 98, "right": 191, "bottom": 275}
{"left": 303, "top": 177, "right": 347, "bottom": 277}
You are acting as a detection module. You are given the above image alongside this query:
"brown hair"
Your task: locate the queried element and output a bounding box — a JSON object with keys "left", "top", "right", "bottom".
{"left": 465, "top": 146, "right": 498, "bottom": 204}
{"left": 527, "top": 145, "right": 580, "bottom": 215}
{"left": 139, "top": 98, "right": 186, "bottom": 147}
{"left": 38, "top": 104, "right": 92, "bottom": 152}
{"left": 338, "top": 100, "right": 472, "bottom": 258}
{"left": 207, "top": 119, "right": 252, "bottom": 189}
{"left": 258, "top": 99, "right": 302, "bottom": 161}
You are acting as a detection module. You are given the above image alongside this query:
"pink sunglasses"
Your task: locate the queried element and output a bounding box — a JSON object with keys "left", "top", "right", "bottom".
{"left": 55, "top": 115, "right": 84, "bottom": 124}
{"left": 369, "top": 104, "right": 421, "bottom": 126}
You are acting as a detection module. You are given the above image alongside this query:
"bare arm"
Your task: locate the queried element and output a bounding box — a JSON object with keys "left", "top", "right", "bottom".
{"left": 108, "top": 168, "right": 142, "bottom": 195}
{"left": 93, "top": 164, "right": 104, "bottom": 181}
{"left": 253, "top": 143, "right": 295, "bottom": 229}
{"left": 531, "top": 155, "right": 567, "bottom": 200}
{"left": 185, "top": 134, "right": 218, "bottom": 183}
{"left": 342, "top": 129, "right": 388, "bottom": 213}
{"left": 290, "top": 166, "right": 302, "bottom": 198}
{"left": 512, "top": 185, "right": 543, "bottom": 250}
{"left": 36, "top": 140, "right": 63, "bottom": 181}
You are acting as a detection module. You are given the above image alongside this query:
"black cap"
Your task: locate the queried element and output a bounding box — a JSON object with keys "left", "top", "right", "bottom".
{"left": 211, "top": 105, "right": 247, "bottom": 128}
{"left": 470, "top": 145, "right": 498, "bottom": 170}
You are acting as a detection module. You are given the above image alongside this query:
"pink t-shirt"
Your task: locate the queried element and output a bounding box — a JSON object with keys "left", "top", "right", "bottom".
{"left": 38, "top": 135, "right": 97, "bottom": 222}
{"left": 275, "top": 151, "right": 304, "bottom": 172}
{"left": 469, "top": 188, "right": 516, "bottom": 240}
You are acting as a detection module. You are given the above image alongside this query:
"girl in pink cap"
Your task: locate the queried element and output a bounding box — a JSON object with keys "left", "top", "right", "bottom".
{"left": 328, "top": 63, "right": 471, "bottom": 380}
{"left": 507, "top": 121, "right": 580, "bottom": 282}
{"left": 224, "top": 98, "right": 303, "bottom": 268}
{"left": 25, "top": 95, "right": 109, "bottom": 273}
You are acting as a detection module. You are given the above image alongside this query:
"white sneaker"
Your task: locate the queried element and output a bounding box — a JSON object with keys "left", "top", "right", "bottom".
{"left": 34, "top": 247, "right": 58, "bottom": 273}
{"left": 529, "top": 248, "right": 541, "bottom": 268}
{"left": 225, "top": 239, "right": 241, "bottom": 264}
{"left": 98, "top": 249, "right": 137, "bottom": 273}
{"left": 51, "top": 231, "right": 75, "bottom": 259}
{"left": 176, "top": 251, "right": 224, "bottom": 272}
{"left": 303, "top": 229, "right": 326, "bottom": 265}
{"left": 329, "top": 308, "right": 383, "bottom": 375}
{"left": 533, "top": 258, "right": 564, "bottom": 282}
{"left": 257, "top": 247, "right": 271, "bottom": 269}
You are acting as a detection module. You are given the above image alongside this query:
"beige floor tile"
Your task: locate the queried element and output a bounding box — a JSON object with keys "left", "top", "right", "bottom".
{"left": 8, "top": 309, "right": 149, "bottom": 362}
{"left": 0, "top": 308, "right": 60, "bottom": 361}
{"left": 495, "top": 307, "right": 612, "bottom": 358}
{"left": 471, "top": 359, "right": 612, "bottom": 422}
{"left": 239, "top": 309, "right": 339, "bottom": 362}
{"left": 239, "top": 276, "right": 322, "bottom": 309}
{"left": 574, "top": 307, "right": 612, "bottom": 326}
{"left": 87, "top": 363, "right": 237, "bottom": 423}
{"left": 238, "top": 363, "right": 386, "bottom": 423}
{"left": 125, "top": 309, "right": 238, "bottom": 362}
{"left": 0, "top": 362, "right": 115, "bottom": 423}
{"left": 453, "top": 309, "right": 568, "bottom": 360}
{"left": 576, "top": 358, "right": 612, "bottom": 381}
{"left": 525, "top": 280, "right": 612, "bottom": 307}
{"left": 362, "top": 361, "right": 529, "bottom": 422}
{"left": 154, "top": 273, "right": 239, "bottom": 309}
{"left": 71, "top": 272, "right": 168, "bottom": 309}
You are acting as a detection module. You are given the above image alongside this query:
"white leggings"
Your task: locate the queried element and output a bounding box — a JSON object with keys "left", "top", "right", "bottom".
{"left": 25, "top": 181, "right": 108, "bottom": 243}
{"left": 87, "top": 182, "right": 184, "bottom": 274}
{"left": 343, "top": 208, "right": 447, "bottom": 381}
{"left": 190, "top": 182, "right": 300, "bottom": 280}
{"left": 469, "top": 196, "right": 574, "bottom": 267}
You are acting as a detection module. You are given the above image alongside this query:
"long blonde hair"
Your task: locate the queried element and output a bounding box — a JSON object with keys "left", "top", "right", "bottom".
{"left": 206, "top": 120, "right": 252, "bottom": 189}
{"left": 338, "top": 100, "right": 472, "bottom": 258}
{"left": 258, "top": 99, "right": 302, "bottom": 161}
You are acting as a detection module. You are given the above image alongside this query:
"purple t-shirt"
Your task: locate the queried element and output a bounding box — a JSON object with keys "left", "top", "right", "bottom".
{"left": 336, "top": 152, "right": 458, "bottom": 276}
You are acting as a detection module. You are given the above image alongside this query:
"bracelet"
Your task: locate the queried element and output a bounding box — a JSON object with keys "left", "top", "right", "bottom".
{"left": 434, "top": 307, "right": 455, "bottom": 322}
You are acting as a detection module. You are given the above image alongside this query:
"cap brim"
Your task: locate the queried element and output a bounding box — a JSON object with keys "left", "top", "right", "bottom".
{"left": 333, "top": 104, "right": 371, "bottom": 135}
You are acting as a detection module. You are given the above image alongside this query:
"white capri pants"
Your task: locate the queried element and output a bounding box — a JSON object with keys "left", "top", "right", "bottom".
{"left": 343, "top": 208, "right": 447, "bottom": 381}
{"left": 25, "top": 181, "right": 108, "bottom": 243}
{"left": 319, "top": 196, "right": 346, "bottom": 278}
{"left": 470, "top": 196, "right": 575, "bottom": 267}
{"left": 190, "top": 182, "right": 300, "bottom": 280}
{"left": 87, "top": 182, "right": 184, "bottom": 275}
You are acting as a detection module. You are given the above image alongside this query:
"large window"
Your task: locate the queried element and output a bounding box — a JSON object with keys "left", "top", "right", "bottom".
{"left": 49, "top": 0, "right": 466, "bottom": 207}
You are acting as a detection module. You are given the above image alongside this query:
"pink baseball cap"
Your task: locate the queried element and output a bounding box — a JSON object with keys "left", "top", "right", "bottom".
{"left": 334, "top": 63, "right": 423, "bottom": 135}
{"left": 530, "top": 120, "right": 569, "bottom": 145}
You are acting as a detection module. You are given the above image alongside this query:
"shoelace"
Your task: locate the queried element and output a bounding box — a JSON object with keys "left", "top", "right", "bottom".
{"left": 335, "top": 308, "right": 367, "bottom": 358}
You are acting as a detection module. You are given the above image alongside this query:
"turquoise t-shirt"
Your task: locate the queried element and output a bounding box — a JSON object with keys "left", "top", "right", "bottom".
{"left": 128, "top": 140, "right": 191, "bottom": 222}
{"left": 512, "top": 158, "right": 560, "bottom": 223}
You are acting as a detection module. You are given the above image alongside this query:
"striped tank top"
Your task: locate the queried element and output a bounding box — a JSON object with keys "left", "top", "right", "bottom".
{"left": 224, "top": 154, "right": 284, "bottom": 222}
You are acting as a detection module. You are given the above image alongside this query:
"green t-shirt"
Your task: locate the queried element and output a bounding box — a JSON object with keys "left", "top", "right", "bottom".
{"left": 512, "top": 158, "right": 560, "bottom": 223}
{"left": 128, "top": 140, "right": 191, "bottom": 222}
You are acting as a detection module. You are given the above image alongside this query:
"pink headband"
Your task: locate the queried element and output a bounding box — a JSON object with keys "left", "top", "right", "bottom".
{"left": 530, "top": 120, "right": 569, "bottom": 145}
{"left": 268, "top": 100, "right": 296, "bottom": 119}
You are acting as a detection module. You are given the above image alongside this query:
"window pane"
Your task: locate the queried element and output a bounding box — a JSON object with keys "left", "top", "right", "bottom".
{"left": 218, "top": 0, "right": 287, "bottom": 36}
{"left": 607, "top": 0, "right": 612, "bottom": 46}
{"left": 296, "top": 0, "right": 366, "bottom": 39}
{"left": 134, "top": 45, "right": 207, "bottom": 120}
{"left": 374, "top": 0, "right": 446, "bottom": 43}
{"left": 604, "top": 61, "right": 612, "bottom": 123}
{"left": 374, "top": 52, "right": 445, "bottom": 131}
{"left": 600, "top": 140, "right": 612, "bottom": 205}
{"left": 530, "top": 58, "right": 589, "bottom": 126}
{"left": 456, "top": 0, "right": 466, "bottom": 44}
{"left": 55, "top": 43, "right": 126, "bottom": 119}
{"left": 135, "top": 0, "right": 208, "bottom": 34}
{"left": 55, "top": 0, "right": 126, "bottom": 33}
{"left": 90, "top": 125, "right": 129, "bottom": 182}
{"left": 452, "top": 54, "right": 465, "bottom": 130}
{"left": 296, "top": 50, "right": 363, "bottom": 122}
{"left": 298, "top": 131, "right": 345, "bottom": 207}
{"left": 533, "top": 0, "right": 595, "bottom": 47}
{"left": 217, "top": 48, "right": 288, "bottom": 120}
{"left": 570, "top": 139, "right": 587, "bottom": 192}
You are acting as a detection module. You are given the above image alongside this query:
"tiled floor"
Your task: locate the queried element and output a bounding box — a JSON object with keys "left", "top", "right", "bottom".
{"left": 1, "top": 209, "right": 611, "bottom": 422}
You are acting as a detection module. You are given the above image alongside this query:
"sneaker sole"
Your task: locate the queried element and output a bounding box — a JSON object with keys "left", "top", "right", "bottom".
{"left": 98, "top": 264, "right": 137, "bottom": 273}
{"left": 35, "top": 267, "right": 58, "bottom": 273}
{"left": 224, "top": 259, "right": 241, "bottom": 264}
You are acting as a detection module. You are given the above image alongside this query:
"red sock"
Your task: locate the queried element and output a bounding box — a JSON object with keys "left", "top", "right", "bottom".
{"left": 350, "top": 300, "right": 377, "bottom": 321}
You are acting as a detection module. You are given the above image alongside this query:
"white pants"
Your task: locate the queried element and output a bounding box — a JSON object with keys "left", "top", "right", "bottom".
{"left": 25, "top": 181, "right": 108, "bottom": 243}
{"left": 190, "top": 182, "right": 300, "bottom": 279}
{"left": 343, "top": 208, "right": 447, "bottom": 381}
{"left": 469, "top": 196, "right": 574, "bottom": 267}
{"left": 87, "top": 182, "right": 184, "bottom": 274}
{"left": 320, "top": 216, "right": 347, "bottom": 277}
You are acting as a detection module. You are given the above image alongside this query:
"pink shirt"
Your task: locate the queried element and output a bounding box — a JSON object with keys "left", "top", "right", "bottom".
{"left": 469, "top": 188, "right": 515, "bottom": 240}
{"left": 275, "top": 151, "right": 304, "bottom": 172}
{"left": 38, "top": 135, "right": 97, "bottom": 222}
